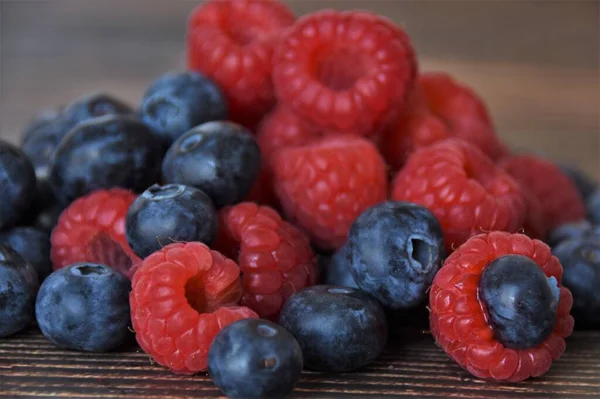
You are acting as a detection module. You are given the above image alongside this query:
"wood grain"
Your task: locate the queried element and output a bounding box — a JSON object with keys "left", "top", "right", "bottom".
{"left": 1, "top": 328, "right": 600, "bottom": 398}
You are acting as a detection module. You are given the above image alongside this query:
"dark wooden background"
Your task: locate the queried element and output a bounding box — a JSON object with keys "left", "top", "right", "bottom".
{"left": 0, "top": 1, "right": 599, "bottom": 398}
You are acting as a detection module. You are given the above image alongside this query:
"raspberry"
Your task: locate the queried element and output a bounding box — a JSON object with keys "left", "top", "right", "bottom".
{"left": 520, "top": 189, "right": 549, "bottom": 240}
{"left": 130, "top": 242, "right": 258, "bottom": 374}
{"left": 273, "top": 10, "right": 417, "bottom": 137}
{"left": 429, "top": 232, "right": 574, "bottom": 381}
{"left": 51, "top": 188, "right": 142, "bottom": 279}
{"left": 418, "top": 72, "right": 505, "bottom": 160}
{"left": 187, "top": 0, "right": 295, "bottom": 127}
{"left": 214, "top": 202, "right": 317, "bottom": 319}
{"left": 500, "top": 154, "right": 586, "bottom": 231}
{"left": 391, "top": 139, "right": 525, "bottom": 251}
{"left": 273, "top": 135, "right": 388, "bottom": 250}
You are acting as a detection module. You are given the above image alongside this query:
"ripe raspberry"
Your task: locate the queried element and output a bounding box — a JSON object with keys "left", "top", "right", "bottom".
{"left": 500, "top": 154, "right": 585, "bottom": 231}
{"left": 51, "top": 188, "right": 141, "bottom": 279}
{"left": 214, "top": 202, "right": 317, "bottom": 319}
{"left": 273, "top": 135, "right": 388, "bottom": 250}
{"left": 187, "top": 0, "right": 295, "bottom": 127}
{"left": 418, "top": 72, "right": 505, "bottom": 160}
{"left": 391, "top": 139, "right": 525, "bottom": 251}
{"left": 273, "top": 10, "right": 417, "bottom": 137}
{"left": 130, "top": 242, "right": 258, "bottom": 374}
{"left": 430, "top": 232, "right": 574, "bottom": 382}
{"left": 520, "top": 189, "right": 549, "bottom": 240}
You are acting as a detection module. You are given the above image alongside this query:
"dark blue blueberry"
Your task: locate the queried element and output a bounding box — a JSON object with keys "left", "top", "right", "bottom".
{"left": 61, "top": 93, "right": 134, "bottom": 127}
{"left": 21, "top": 107, "right": 64, "bottom": 146}
{"left": 479, "top": 255, "right": 559, "bottom": 349}
{"left": 560, "top": 164, "right": 598, "bottom": 202}
{"left": 586, "top": 190, "right": 600, "bottom": 225}
{"left": 126, "top": 184, "right": 218, "bottom": 258}
{"left": 0, "top": 227, "right": 51, "bottom": 281}
{"left": 162, "top": 121, "right": 261, "bottom": 208}
{"left": 0, "top": 141, "right": 37, "bottom": 230}
{"left": 279, "top": 285, "right": 387, "bottom": 372}
{"left": 0, "top": 244, "right": 39, "bottom": 337}
{"left": 547, "top": 220, "right": 597, "bottom": 248}
{"left": 347, "top": 201, "right": 445, "bottom": 310}
{"left": 552, "top": 238, "right": 600, "bottom": 327}
{"left": 208, "top": 319, "right": 303, "bottom": 399}
{"left": 319, "top": 246, "right": 358, "bottom": 289}
{"left": 35, "top": 263, "right": 131, "bottom": 352}
{"left": 50, "top": 115, "right": 164, "bottom": 204}
{"left": 140, "top": 71, "right": 227, "bottom": 145}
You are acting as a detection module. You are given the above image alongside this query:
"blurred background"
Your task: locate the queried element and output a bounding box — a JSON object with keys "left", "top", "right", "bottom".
{"left": 0, "top": 0, "right": 598, "bottom": 177}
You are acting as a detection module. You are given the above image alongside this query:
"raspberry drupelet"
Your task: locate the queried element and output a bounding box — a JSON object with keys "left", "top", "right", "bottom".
{"left": 429, "top": 231, "right": 574, "bottom": 382}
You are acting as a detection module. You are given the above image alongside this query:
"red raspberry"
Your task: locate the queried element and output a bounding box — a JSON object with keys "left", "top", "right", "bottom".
{"left": 273, "top": 10, "right": 417, "bottom": 137}
{"left": 429, "top": 232, "right": 574, "bottom": 382}
{"left": 51, "top": 188, "right": 141, "bottom": 279}
{"left": 214, "top": 202, "right": 317, "bottom": 319}
{"left": 418, "top": 72, "right": 505, "bottom": 160}
{"left": 391, "top": 139, "right": 525, "bottom": 251}
{"left": 130, "top": 242, "right": 258, "bottom": 374}
{"left": 273, "top": 135, "right": 388, "bottom": 250}
{"left": 520, "top": 189, "right": 549, "bottom": 240}
{"left": 500, "top": 154, "right": 585, "bottom": 231}
{"left": 187, "top": 0, "right": 295, "bottom": 127}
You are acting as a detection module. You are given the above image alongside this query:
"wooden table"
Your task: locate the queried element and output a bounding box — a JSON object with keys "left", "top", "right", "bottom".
{"left": 0, "top": 1, "right": 599, "bottom": 398}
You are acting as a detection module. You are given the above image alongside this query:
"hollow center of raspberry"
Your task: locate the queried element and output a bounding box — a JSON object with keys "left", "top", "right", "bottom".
{"left": 185, "top": 275, "right": 208, "bottom": 314}
{"left": 88, "top": 234, "right": 133, "bottom": 276}
{"left": 315, "top": 48, "right": 369, "bottom": 91}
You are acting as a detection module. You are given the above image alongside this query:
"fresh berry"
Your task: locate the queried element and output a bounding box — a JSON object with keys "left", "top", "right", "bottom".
{"left": 61, "top": 93, "right": 134, "bottom": 127}
{"left": 208, "top": 319, "right": 303, "bottom": 399}
{"left": 126, "top": 184, "right": 218, "bottom": 259}
{"left": 417, "top": 72, "right": 504, "bottom": 160}
{"left": 51, "top": 188, "right": 141, "bottom": 279}
{"left": 214, "top": 202, "right": 317, "bottom": 319}
{"left": 346, "top": 201, "right": 445, "bottom": 309}
{"left": 50, "top": 115, "right": 164, "bottom": 204}
{"left": 0, "top": 227, "right": 52, "bottom": 281}
{"left": 552, "top": 237, "right": 600, "bottom": 327}
{"left": 500, "top": 154, "right": 585, "bottom": 230}
{"left": 0, "top": 245, "right": 39, "bottom": 338}
{"left": 140, "top": 71, "right": 227, "bottom": 145}
{"left": 279, "top": 285, "right": 388, "bottom": 372}
{"left": 547, "top": 220, "right": 598, "bottom": 248}
{"left": 273, "top": 135, "right": 388, "bottom": 250}
{"left": 391, "top": 139, "right": 525, "bottom": 251}
{"left": 381, "top": 104, "right": 450, "bottom": 170}
{"left": 586, "top": 190, "right": 600, "bottom": 224}
{"left": 560, "top": 163, "right": 598, "bottom": 202}
{"left": 0, "top": 141, "right": 37, "bottom": 230}
{"left": 273, "top": 10, "right": 416, "bottom": 136}
{"left": 429, "top": 231, "right": 573, "bottom": 381}
{"left": 21, "top": 107, "right": 64, "bottom": 146}
{"left": 187, "top": 0, "right": 295, "bottom": 127}
{"left": 244, "top": 166, "right": 280, "bottom": 208}
{"left": 162, "top": 121, "right": 261, "bottom": 208}
{"left": 130, "top": 242, "right": 258, "bottom": 374}
{"left": 35, "top": 263, "right": 131, "bottom": 352}
{"left": 519, "top": 188, "right": 549, "bottom": 240}
{"left": 319, "top": 247, "right": 359, "bottom": 289}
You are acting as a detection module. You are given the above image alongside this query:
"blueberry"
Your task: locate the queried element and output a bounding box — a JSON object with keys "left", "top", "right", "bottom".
{"left": 21, "top": 107, "right": 64, "bottom": 146}
{"left": 162, "top": 121, "right": 261, "bottom": 208}
{"left": 560, "top": 164, "right": 598, "bottom": 202}
{"left": 587, "top": 190, "right": 600, "bottom": 224}
{"left": 0, "top": 227, "right": 51, "bottom": 281}
{"left": 61, "top": 93, "right": 134, "bottom": 126}
{"left": 479, "top": 255, "right": 559, "bottom": 349}
{"left": 553, "top": 238, "right": 600, "bottom": 327}
{"left": 50, "top": 115, "right": 164, "bottom": 203}
{"left": 319, "top": 246, "right": 358, "bottom": 289}
{"left": 547, "top": 220, "right": 596, "bottom": 248}
{"left": 0, "top": 244, "right": 39, "bottom": 337}
{"left": 0, "top": 141, "right": 37, "bottom": 229}
{"left": 140, "top": 71, "right": 227, "bottom": 145}
{"left": 347, "top": 201, "right": 445, "bottom": 310}
{"left": 126, "top": 184, "right": 218, "bottom": 258}
{"left": 35, "top": 263, "right": 131, "bottom": 352}
{"left": 208, "top": 319, "right": 303, "bottom": 399}
{"left": 279, "top": 285, "right": 387, "bottom": 372}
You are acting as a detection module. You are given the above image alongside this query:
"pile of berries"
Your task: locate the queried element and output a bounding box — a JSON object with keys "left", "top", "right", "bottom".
{"left": 1, "top": 0, "right": 598, "bottom": 397}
